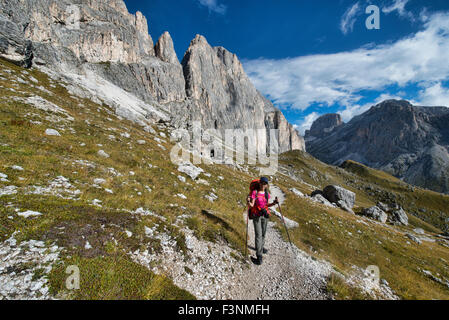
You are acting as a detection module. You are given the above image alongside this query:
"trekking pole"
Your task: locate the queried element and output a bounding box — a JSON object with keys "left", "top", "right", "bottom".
{"left": 244, "top": 210, "right": 249, "bottom": 259}
{"left": 241, "top": 197, "right": 250, "bottom": 259}
{"left": 275, "top": 197, "right": 293, "bottom": 248}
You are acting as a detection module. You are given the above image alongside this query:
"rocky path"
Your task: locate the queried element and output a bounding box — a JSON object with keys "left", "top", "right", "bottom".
{"left": 227, "top": 186, "right": 333, "bottom": 300}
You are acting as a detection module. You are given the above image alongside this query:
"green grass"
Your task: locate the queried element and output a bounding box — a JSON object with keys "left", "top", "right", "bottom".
{"left": 275, "top": 151, "right": 449, "bottom": 299}
{"left": 326, "top": 273, "right": 371, "bottom": 300}
{"left": 0, "top": 57, "right": 250, "bottom": 299}
{"left": 48, "top": 255, "right": 195, "bottom": 300}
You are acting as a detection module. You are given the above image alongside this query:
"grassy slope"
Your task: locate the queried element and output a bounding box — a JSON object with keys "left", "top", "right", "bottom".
{"left": 275, "top": 151, "right": 449, "bottom": 299}
{"left": 1, "top": 58, "right": 449, "bottom": 299}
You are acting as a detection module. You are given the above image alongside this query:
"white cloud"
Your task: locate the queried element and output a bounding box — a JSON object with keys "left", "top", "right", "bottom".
{"left": 197, "top": 0, "right": 227, "bottom": 15}
{"left": 340, "top": 2, "right": 361, "bottom": 35}
{"left": 418, "top": 82, "right": 449, "bottom": 107}
{"left": 243, "top": 12, "right": 449, "bottom": 116}
{"left": 382, "top": 0, "right": 414, "bottom": 20}
{"left": 296, "top": 112, "right": 320, "bottom": 135}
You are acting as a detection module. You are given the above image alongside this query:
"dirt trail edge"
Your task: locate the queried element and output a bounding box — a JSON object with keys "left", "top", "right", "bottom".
{"left": 229, "top": 185, "right": 333, "bottom": 300}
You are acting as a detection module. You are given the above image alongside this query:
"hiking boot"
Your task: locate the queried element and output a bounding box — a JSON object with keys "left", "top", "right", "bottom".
{"left": 263, "top": 248, "right": 268, "bottom": 254}
{"left": 251, "top": 255, "right": 263, "bottom": 265}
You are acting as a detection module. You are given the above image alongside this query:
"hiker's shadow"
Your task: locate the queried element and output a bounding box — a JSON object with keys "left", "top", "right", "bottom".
{"left": 248, "top": 245, "right": 256, "bottom": 251}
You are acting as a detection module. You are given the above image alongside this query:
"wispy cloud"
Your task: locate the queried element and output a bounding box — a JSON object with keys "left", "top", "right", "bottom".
{"left": 244, "top": 11, "right": 449, "bottom": 118}
{"left": 382, "top": 0, "right": 414, "bottom": 21}
{"left": 197, "top": 0, "right": 227, "bottom": 15}
{"left": 418, "top": 82, "right": 449, "bottom": 107}
{"left": 340, "top": 2, "right": 361, "bottom": 35}
{"left": 295, "top": 112, "right": 320, "bottom": 135}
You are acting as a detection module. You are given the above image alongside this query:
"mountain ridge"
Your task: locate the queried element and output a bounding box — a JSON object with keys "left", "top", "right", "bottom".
{"left": 305, "top": 99, "right": 449, "bottom": 194}
{"left": 0, "top": 0, "right": 305, "bottom": 156}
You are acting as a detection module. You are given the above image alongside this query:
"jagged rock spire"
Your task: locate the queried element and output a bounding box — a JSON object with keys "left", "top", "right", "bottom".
{"left": 155, "top": 31, "right": 179, "bottom": 64}
{"left": 181, "top": 33, "right": 305, "bottom": 153}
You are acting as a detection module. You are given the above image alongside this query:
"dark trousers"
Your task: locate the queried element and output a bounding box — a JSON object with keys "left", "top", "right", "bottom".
{"left": 253, "top": 215, "right": 268, "bottom": 258}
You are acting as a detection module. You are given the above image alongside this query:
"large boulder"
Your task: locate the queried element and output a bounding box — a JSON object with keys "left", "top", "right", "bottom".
{"left": 389, "top": 207, "right": 409, "bottom": 226}
{"left": 337, "top": 200, "right": 354, "bottom": 214}
{"left": 311, "top": 190, "right": 323, "bottom": 197}
{"left": 376, "top": 202, "right": 389, "bottom": 212}
{"left": 361, "top": 206, "right": 388, "bottom": 223}
{"left": 177, "top": 162, "right": 204, "bottom": 180}
{"left": 322, "top": 185, "right": 355, "bottom": 210}
{"left": 311, "top": 193, "right": 334, "bottom": 208}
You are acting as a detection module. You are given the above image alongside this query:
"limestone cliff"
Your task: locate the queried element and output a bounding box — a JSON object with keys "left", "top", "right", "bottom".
{"left": 0, "top": 0, "right": 305, "bottom": 156}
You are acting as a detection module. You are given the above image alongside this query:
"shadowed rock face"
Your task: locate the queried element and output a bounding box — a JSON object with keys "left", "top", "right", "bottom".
{"left": 0, "top": 14, "right": 33, "bottom": 67}
{"left": 0, "top": 0, "right": 304, "bottom": 155}
{"left": 306, "top": 114, "right": 343, "bottom": 138}
{"left": 305, "top": 100, "right": 449, "bottom": 194}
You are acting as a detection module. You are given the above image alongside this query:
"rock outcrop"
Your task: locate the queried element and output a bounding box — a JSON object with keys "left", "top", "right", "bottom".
{"left": 360, "top": 202, "right": 409, "bottom": 225}
{"left": 389, "top": 207, "right": 409, "bottom": 226}
{"left": 361, "top": 206, "right": 388, "bottom": 223}
{"left": 310, "top": 185, "right": 355, "bottom": 213}
{"left": 0, "top": 0, "right": 305, "bottom": 158}
{"left": 12, "top": 0, "right": 154, "bottom": 64}
{"left": 322, "top": 185, "right": 355, "bottom": 212}
{"left": 305, "top": 100, "right": 449, "bottom": 194}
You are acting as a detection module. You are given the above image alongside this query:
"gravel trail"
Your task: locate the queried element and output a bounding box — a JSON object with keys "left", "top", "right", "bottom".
{"left": 227, "top": 185, "right": 333, "bottom": 300}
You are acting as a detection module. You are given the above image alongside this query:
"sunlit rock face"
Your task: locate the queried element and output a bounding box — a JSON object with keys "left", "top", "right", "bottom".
{"left": 181, "top": 35, "right": 305, "bottom": 155}
{"left": 0, "top": 0, "right": 305, "bottom": 157}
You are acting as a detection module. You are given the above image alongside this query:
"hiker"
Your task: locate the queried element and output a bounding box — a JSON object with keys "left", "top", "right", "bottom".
{"left": 247, "top": 177, "right": 279, "bottom": 265}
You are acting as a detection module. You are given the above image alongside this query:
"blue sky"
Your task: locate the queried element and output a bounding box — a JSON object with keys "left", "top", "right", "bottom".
{"left": 124, "top": 0, "right": 449, "bottom": 134}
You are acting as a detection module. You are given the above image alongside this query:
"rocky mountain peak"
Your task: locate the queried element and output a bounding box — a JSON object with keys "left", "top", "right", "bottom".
{"left": 181, "top": 32, "right": 305, "bottom": 153}
{"left": 305, "top": 99, "right": 449, "bottom": 194}
{"left": 306, "top": 113, "right": 343, "bottom": 137}
{"left": 134, "top": 10, "right": 154, "bottom": 55}
{"left": 189, "top": 34, "right": 209, "bottom": 47}
{"left": 369, "top": 99, "right": 415, "bottom": 115}
{"left": 107, "top": 0, "right": 129, "bottom": 15}
{"left": 214, "top": 46, "right": 245, "bottom": 77}
{"left": 155, "top": 31, "right": 179, "bottom": 64}
{"left": 379, "top": 99, "right": 413, "bottom": 108}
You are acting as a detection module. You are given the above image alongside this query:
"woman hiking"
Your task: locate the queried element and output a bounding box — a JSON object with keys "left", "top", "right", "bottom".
{"left": 247, "top": 177, "right": 279, "bottom": 265}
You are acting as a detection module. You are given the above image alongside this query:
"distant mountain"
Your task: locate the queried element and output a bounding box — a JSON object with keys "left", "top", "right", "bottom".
{"left": 305, "top": 100, "right": 449, "bottom": 194}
